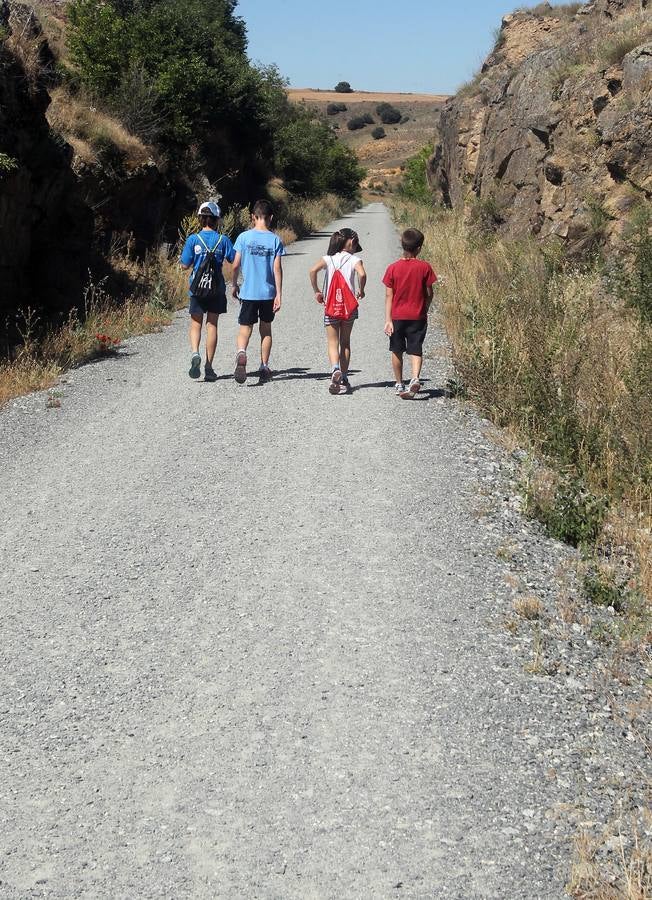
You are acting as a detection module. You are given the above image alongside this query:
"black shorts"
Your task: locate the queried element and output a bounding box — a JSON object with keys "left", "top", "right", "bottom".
{"left": 189, "top": 292, "right": 227, "bottom": 316}
{"left": 238, "top": 300, "right": 275, "bottom": 326}
{"left": 389, "top": 319, "right": 428, "bottom": 356}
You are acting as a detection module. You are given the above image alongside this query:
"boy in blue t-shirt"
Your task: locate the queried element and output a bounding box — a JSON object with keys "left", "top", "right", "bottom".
{"left": 180, "top": 200, "right": 235, "bottom": 381}
{"left": 231, "top": 199, "right": 285, "bottom": 383}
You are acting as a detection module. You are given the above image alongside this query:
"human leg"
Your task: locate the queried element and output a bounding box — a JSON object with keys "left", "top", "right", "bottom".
{"left": 189, "top": 312, "right": 202, "bottom": 353}
{"left": 325, "top": 323, "right": 341, "bottom": 369}
{"left": 259, "top": 321, "right": 272, "bottom": 363}
{"left": 205, "top": 312, "right": 218, "bottom": 365}
{"left": 189, "top": 311, "right": 203, "bottom": 378}
{"left": 391, "top": 352, "right": 404, "bottom": 384}
{"left": 338, "top": 320, "right": 354, "bottom": 375}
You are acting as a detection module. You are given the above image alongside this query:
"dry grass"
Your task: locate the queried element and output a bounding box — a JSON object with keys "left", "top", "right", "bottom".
{"left": 390, "top": 199, "right": 651, "bottom": 625}
{"left": 287, "top": 89, "right": 447, "bottom": 104}
{"left": 514, "top": 595, "right": 544, "bottom": 620}
{"left": 569, "top": 822, "right": 652, "bottom": 899}
{"left": 2, "top": 251, "right": 186, "bottom": 407}
{"left": 47, "top": 88, "right": 150, "bottom": 169}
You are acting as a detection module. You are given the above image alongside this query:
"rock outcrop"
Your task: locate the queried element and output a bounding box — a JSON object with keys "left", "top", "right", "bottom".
{"left": 429, "top": 0, "right": 652, "bottom": 251}
{"left": 0, "top": 1, "right": 92, "bottom": 323}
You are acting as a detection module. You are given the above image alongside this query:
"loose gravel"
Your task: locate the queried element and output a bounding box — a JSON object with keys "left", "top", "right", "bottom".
{"left": 0, "top": 203, "right": 649, "bottom": 899}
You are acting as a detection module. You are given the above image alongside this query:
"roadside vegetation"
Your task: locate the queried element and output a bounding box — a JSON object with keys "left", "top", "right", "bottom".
{"left": 393, "top": 141, "right": 652, "bottom": 898}
{"left": 393, "top": 137, "right": 652, "bottom": 625}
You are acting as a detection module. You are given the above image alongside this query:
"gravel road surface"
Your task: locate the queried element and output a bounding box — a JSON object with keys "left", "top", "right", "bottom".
{"left": 2, "top": 204, "right": 583, "bottom": 898}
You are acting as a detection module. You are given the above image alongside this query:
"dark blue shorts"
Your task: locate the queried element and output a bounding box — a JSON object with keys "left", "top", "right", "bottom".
{"left": 238, "top": 299, "right": 275, "bottom": 326}
{"left": 189, "top": 292, "right": 227, "bottom": 316}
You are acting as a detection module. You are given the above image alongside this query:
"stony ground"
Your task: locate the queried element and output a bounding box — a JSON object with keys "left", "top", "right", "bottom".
{"left": 0, "top": 204, "right": 649, "bottom": 899}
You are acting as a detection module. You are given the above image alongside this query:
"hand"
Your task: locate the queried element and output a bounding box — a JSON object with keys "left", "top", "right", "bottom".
{"left": 356, "top": 290, "right": 365, "bottom": 300}
{"left": 384, "top": 320, "right": 394, "bottom": 336}
{"left": 314, "top": 290, "right": 324, "bottom": 305}
{"left": 273, "top": 296, "right": 282, "bottom": 313}
{"left": 232, "top": 284, "right": 239, "bottom": 300}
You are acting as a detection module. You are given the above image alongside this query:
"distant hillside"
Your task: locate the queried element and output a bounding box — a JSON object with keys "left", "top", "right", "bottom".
{"left": 287, "top": 88, "right": 448, "bottom": 192}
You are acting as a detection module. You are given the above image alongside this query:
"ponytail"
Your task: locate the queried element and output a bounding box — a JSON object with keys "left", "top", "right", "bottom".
{"left": 326, "top": 230, "right": 346, "bottom": 256}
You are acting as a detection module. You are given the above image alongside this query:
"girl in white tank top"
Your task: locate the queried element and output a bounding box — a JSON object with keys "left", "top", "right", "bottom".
{"left": 308, "top": 228, "right": 367, "bottom": 395}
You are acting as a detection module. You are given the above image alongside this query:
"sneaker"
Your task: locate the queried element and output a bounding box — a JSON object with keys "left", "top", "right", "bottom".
{"left": 258, "top": 364, "right": 272, "bottom": 382}
{"left": 329, "top": 368, "right": 342, "bottom": 395}
{"left": 204, "top": 363, "right": 217, "bottom": 382}
{"left": 189, "top": 352, "right": 201, "bottom": 379}
{"left": 339, "top": 376, "right": 351, "bottom": 394}
{"left": 234, "top": 350, "right": 247, "bottom": 384}
{"left": 408, "top": 377, "right": 422, "bottom": 395}
{"left": 394, "top": 382, "right": 405, "bottom": 396}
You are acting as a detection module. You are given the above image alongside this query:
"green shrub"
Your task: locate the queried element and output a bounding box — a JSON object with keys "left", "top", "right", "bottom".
{"left": 376, "top": 102, "right": 401, "bottom": 124}
{"left": 0, "top": 153, "right": 18, "bottom": 176}
{"left": 347, "top": 116, "right": 367, "bottom": 131}
{"left": 334, "top": 81, "right": 352, "bottom": 93}
{"left": 371, "top": 126, "right": 386, "bottom": 140}
{"left": 527, "top": 474, "right": 608, "bottom": 547}
{"left": 583, "top": 570, "right": 627, "bottom": 612}
{"left": 398, "top": 144, "right": 433, "bottom": 203}
{"left": 275, "top": 111, "right": 363, "bottom": 198}
{"left": 326, "top": 102, "right": 347, "bottom": 115}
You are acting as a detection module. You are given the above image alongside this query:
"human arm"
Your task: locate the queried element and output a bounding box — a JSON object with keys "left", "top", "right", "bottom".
{"left": 273, "top": 255, "right": 283, "bottom": 312}
{"left": 384, "top": 286, "right": 394, "bottom": 336}
{"left": 309, "top": 259, "right": 327, "bottom": 303}
{"left": 355, "top": 261, "right": 366, "bottom": 300}
{"left": 231, "top": 251, "right": 241, "bottom": 299}
{"left": 179, "top": 236, "right": 194, "bottom": 271}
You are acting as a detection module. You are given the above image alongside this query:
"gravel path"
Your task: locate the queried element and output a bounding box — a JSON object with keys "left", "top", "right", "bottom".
{"left": 1, "top": 203, "right": 633, "bottom": 898}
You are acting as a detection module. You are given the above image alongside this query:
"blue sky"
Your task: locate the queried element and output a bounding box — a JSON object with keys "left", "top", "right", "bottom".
{"left": 237, "top": 1, "right": 584, "bottom": 95}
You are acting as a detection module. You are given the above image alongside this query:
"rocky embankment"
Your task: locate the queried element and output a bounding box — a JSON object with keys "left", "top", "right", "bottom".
{"left": 0, "top": 1, "right": 194, "bottom": 325}
{"left": 429, "top": 0, "right": 652, "bottom": 252}
{"left": 0, "top": 1, "right": 92, "bottom": 321}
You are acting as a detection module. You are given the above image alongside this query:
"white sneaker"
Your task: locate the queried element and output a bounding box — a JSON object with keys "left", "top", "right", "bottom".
{"left": 395, "top": 382, "right": 405, "bottom": 396}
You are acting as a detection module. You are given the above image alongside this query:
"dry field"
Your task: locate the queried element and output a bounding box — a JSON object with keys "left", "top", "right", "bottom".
{"left": 287, "top": 88, "right": 448, "bottom": 190}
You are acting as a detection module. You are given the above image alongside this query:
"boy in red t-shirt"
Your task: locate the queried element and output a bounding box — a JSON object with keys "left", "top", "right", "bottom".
{"left": 382, "top": 228, "right": 437, "bottom": 397}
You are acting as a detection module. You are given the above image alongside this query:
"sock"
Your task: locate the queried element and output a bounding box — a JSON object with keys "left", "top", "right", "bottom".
{"left": 331, "top": 364, "right": 340, "bottom": 373}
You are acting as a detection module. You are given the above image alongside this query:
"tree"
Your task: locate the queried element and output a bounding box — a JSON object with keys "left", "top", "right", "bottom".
{"left": 334, "top": 81, "right": 353, "bottom": 93}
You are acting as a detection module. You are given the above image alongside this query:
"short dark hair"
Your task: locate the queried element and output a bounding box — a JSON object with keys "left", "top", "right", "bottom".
{"left": 401, "top": 228, "right": 424, "bottom": 254}
{"left": 252, "top": 199, "right": 273, "bottom": 219}
{"left": 199, "top": 213, "right": 217, "bottom": 229}
{"left": 326, "top": 230, "right": 346, "bottom": 256}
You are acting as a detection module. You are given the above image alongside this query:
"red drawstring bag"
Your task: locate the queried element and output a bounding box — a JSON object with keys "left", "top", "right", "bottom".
{"left": 324, "top": 267, "right": 359, "bottom": 319}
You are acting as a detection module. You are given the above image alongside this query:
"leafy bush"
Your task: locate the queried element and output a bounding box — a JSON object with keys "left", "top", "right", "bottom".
{"left": 399, "top": 144, "right": 433, "bottom": 203}
{"left": 371, "top": 126, "right": 386, "bottom": 140}
{"left": 583, "top": 569, "right": 627, "bottom": 612}
{"left": 376, "top": 102, "right": 401, "bottom": 124}
{"left": 347, "top": 116, "right": 367, "bottom": 131}
{"left": 334, "top": 81, "right": 352, "bottom": 93}
{"left": 275, "top": 111, "right": 363, "bottom": 198}
{"left": 527, "top": 474, "right": 608, "bottom": 547}
{"left": 67, "top": 0, "right": 281, "bottom": 153}
{"left": 326, "top": 102, "right": 347, "bottom": 115}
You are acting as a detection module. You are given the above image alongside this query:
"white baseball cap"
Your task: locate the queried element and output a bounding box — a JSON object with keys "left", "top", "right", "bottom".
{"left": 198, "top": 200, "right": 221, "bottom": 218}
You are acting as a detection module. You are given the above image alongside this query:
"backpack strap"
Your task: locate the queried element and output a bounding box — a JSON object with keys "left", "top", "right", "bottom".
{"left": 196, "top": 232, "right": 223, "bottom": 256}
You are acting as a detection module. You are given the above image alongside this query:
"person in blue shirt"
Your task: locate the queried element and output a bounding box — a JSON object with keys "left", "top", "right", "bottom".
{"left": 179, "top": 200, "right": 236, "bottom": 381}
{"left": 230, "top": 199, "right": 285, "bottom": 383}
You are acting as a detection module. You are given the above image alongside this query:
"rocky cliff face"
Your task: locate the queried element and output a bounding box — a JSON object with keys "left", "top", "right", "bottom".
{"left": 0, "top": 1, "right": 194, "bottom": 329}
{"left": 429, "top": 0, "right": 652, "bottom": 251}
{"left": 0, "top": 1, "right": 92, "bottom": 324}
